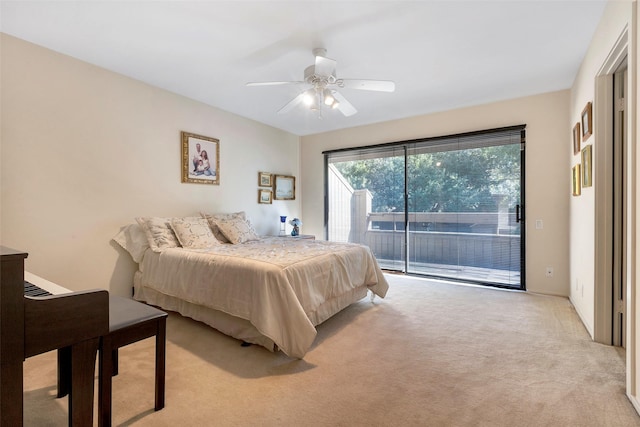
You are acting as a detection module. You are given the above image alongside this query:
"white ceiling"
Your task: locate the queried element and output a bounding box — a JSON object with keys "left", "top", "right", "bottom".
{"left": 1, "top": 1, "right": 607, "bottom": 136}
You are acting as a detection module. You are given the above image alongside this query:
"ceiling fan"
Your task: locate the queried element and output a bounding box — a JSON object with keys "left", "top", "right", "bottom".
{"left": 246, "top": 48, "right": 395, "bottom": 117}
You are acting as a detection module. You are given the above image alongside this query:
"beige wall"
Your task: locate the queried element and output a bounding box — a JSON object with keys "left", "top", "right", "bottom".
{"left": 566, "top": 0, "right": 638, "bottom": 411}
{"left": 301, "top": 90, "right": 570, "bottom": 296}
{"left": 569, "top": 0, "right": 634, "bottom": 337}
{"left": 0, "top": 34, "right": 301, "bottom": 296}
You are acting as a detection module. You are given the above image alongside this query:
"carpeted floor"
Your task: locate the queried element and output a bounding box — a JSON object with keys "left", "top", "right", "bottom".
{"left": 24, "top": 274, "right": 640, "bottom": 426}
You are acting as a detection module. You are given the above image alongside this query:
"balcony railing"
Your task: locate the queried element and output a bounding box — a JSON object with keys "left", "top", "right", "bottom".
{"left": 366, "top": 211, "right": 519, "bottom": 266}
{"left": 327, "top": 165, "right": 521, "bottom": 287}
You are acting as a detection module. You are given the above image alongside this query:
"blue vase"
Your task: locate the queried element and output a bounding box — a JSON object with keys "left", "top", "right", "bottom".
{"left": 291, "top": 226, "right": 299, "bottom": 236}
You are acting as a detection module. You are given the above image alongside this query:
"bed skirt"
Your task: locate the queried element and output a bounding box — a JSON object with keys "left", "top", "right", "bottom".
{"left": 133, "top": 271, "right": 369, "bottom": 354}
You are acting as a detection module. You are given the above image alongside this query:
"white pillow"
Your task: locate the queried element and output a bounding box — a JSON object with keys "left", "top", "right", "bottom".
{"left": 135, "top": 217, "right": 181, "bottom": 252}
{"left": 200, "top": 211, "right": 246, "bottom": 243}
{"left": 215, "top": 216, "right": 260, "bottom": 244}
{"left": 112, "top": 223, "right": 150, "bottom": 263}
{"left": 170, "top": 217, "right": 220, "bottom": 249}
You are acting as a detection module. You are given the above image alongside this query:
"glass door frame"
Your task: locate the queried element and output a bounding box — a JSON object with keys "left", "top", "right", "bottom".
{"left": 324, "top": 125, "right": 526, "bottom": 291}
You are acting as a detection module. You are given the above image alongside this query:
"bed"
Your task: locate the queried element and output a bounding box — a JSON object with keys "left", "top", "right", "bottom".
{"left": 114, "top": 213, "right": 389, "bottom": 358}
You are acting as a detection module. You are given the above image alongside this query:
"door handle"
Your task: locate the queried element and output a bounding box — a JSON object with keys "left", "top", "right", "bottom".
{"left": 516, "top": 205, "right": 521, "bottom": 223}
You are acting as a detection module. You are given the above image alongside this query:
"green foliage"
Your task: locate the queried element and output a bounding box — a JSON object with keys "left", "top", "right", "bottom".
{"left": 332, "top": 145, "right": 520, "bottom": 213}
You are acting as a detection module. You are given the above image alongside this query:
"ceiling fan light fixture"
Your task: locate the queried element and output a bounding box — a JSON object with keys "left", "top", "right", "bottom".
{"left": 323, "top": 89, "right": 335, "bottom": 106}
{"left": 247, "top": 48, "right": 394, "bottom": 117}
{"left": 303, "top": 89, "right": 322, "bottom": 111}
{"left": 302, "top": 89, "right": 315, "bottom": 106}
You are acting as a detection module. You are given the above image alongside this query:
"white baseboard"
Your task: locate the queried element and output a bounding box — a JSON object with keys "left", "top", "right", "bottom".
{"left": 569, "top": 296, "right": 595, "bottom": 339}
{"left": 627, "top": 393, "right": 640, "bottom": 416}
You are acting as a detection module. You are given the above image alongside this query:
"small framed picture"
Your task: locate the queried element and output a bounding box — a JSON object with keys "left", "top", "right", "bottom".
{"left": 181, "top": 131, "right": 220, "bottom": 185}
{"left": 274, "top": 175, "right": 295, "bottom": 200}
{"left": 258, "top": 172, "right": 272, "bottom": 187}
{"left": 573, "top": 122, "right": 581, "bottom": 155}
{"left": 582, "top": 144, "right": 592, "bottom": 187}
{"left": 258, "top": 189, "right": 272, "bottom": 204}
{"left": 581, "top": 102, "right": 592, "bottom": 142}
{"left": 572, "top": 164, "right": 582, "bottom": 196}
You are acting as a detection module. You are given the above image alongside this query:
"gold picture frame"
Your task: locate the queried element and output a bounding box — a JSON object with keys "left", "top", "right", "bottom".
{"left": 258, "top": 189, "right": 272, "bottom": 204}
{"left": 581, "top": 102, "right": 592, "bottom": 142}
{"left": 573, "top": 122, "right": 581, "bottom": 155}
{"left": 273, "top": 175, "right": 295, "bottom": 200}
{"left": 581, "top": 145, "right": 592, "bottom": 187}
{"left": 181, "top": 131, "right": 220, "bottom": 185}
{"left": 572, "top": 164, "right": 582, "bottom": 196}
{"left": 258, "top": 171, "right": 272, "bottom": 187}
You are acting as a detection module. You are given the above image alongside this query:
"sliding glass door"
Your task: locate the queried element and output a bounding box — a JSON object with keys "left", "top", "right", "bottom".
{"left": 327, "top": 146, "right": 406, "bottom": 270}
{"left": 406, "top": 136, "right": 523, "bottom": 287}
{"left": 325, "top": 126, "right": 524, "bottom": 289}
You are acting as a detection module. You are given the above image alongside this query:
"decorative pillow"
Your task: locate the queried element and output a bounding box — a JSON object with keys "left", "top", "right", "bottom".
{"left": 170, "top": 217, "right": 220, "bottom": 249}
{"left": 201, "top": 211, "right": 247, "bottom": 243}
{"left": 112, "top": 223, "right": 150, "bottom": 263}
{"left": 215, "top": 216, "right": 260, "bottom": 244}
{"left": 135, "top": 217, "right": 181, "bottom": 252}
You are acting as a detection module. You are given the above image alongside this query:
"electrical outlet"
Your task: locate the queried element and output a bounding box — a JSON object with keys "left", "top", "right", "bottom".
{"left": 545, "top": 267, "right": 553, "bottom": 277}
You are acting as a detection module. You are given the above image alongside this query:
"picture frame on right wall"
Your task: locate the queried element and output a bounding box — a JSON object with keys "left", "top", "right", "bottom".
{"left": 573, "top": 122, "right": 581, "bottom": 155}
{"left": 572, "top": 164, "right": 582, "bottom": 196}
{"left": 582, "top": 144, "right": 592, "bottom": 187}
{"left": 581, "top": 101, "right": 593, "bottom": 142}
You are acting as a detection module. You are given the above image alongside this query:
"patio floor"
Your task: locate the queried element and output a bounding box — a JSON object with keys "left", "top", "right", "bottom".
{"left": 377, "top": 259, "right": 521, "bottom": 288}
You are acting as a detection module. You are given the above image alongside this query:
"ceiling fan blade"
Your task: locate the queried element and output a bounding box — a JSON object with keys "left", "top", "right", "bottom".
{"left": 246, "top": 81, "right": 304, "bottom": 87}
{"left": 314, "top": 55, "right": 337, "bottom": 78}
{"left": 331, "top": 91, "right": 357, "bottom": 117}
{"left": 339, "top": 79, "right": 396, "bottom": 92}
{"left": 277, "top": 91, "right": 306, "bottom": 115}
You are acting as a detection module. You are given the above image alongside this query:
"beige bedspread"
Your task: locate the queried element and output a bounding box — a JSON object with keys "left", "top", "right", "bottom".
{"left": 134, "top": 237, "right": 388, "bottom": 358}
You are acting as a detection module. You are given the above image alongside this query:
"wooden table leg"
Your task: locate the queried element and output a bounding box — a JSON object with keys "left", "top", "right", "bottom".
{"left": 98, "top": 334, "right": 113, "bottom": 427}
{"left": 57, "top": 347, "right": 71, "bottom": 398}
{"left": 155, "top": 318, "right": 166, "bottom": 411}
{"left": 69, "top": 337, "right": 100, "bottom": 427}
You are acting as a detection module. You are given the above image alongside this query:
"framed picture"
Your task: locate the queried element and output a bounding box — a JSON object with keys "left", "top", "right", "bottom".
{"left": 581, "top": 102, "right": 592, "bottom": 142}
{"left": 581, "top": 144, "right": 592, "bottom": 187}
{"left": 572, "top": 164, "right": 581, "bottom": 196}
{"left": 181, "top": 131, "right": 220, "bottom": 185}
{"left": 273, "top": 175, "right": 295, "bottom": 200}
{"left": 258, "top": 172, "right": 272, "bottom": 187}
{"left": 258, "top": 189, "right": 272, "bottom": 204}
{"left": 573, "top": 122, "right": 581, "bottom": 155}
